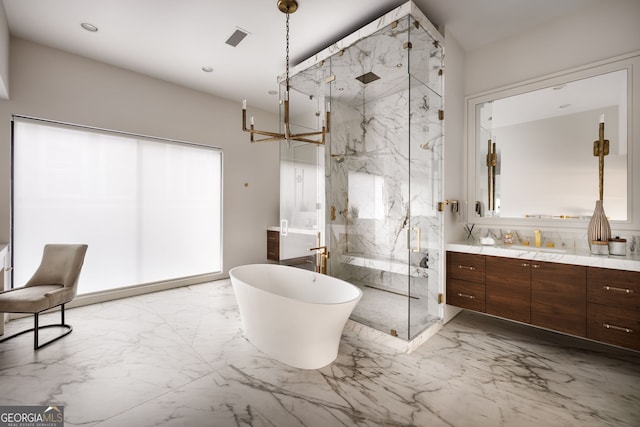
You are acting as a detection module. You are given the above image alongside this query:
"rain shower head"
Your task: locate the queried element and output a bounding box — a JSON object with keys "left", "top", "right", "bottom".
{"left": 355, "top": 72, "right": 380, "bottom": 84}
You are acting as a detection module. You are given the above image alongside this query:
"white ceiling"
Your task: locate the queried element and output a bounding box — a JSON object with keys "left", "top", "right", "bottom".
{"left": 2, "top": 0, "right": 604, "bottom": 113}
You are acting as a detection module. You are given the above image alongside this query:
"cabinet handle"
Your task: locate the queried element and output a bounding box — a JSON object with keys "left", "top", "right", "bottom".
{"left": 521, "top": 263, "right": 529, "bottom": 267}
{"left": 457, "top": 293, "right": 476, "bottom": 299}
{"left": 457, "top": 265, "right": 475, "bottom": 271}
{"left": 603, "top": 323, "right": 634, "bottom": 334}
{"left": 532, "top": 264, "right": 540, "bottom": 269}
{"left": 603, "top": 285, "right": 634, "bottom": 294}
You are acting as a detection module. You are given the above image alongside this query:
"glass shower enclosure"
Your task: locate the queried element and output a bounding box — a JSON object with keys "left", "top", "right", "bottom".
{"left": 281, "top": 1, "right": 444, "bottom": 340}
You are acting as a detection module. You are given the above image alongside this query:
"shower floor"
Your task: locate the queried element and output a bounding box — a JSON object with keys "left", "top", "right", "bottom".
{"left": 349, "top": 280, "right": 439, "bottom": 340}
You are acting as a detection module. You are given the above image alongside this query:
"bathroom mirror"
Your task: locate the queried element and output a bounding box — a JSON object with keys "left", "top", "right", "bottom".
{"left": 466, "top": 53, "right": 639, "bottom": 227}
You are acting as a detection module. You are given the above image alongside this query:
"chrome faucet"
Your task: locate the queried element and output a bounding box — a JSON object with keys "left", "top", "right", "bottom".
{"left": 309, "top": 246, "right": 330, "bottom": 274}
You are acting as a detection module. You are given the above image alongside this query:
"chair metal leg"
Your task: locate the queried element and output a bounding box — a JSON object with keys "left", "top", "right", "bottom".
{"left": 34, "top": 312, "right": 39, "bottom": 350}
{"left": 0, "top": 304, "right": 73, "bottom": 350}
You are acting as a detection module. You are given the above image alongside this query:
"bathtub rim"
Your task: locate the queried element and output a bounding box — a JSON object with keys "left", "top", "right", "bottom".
{"left": 229, "top": 263, "right": 362, "bottom": 306}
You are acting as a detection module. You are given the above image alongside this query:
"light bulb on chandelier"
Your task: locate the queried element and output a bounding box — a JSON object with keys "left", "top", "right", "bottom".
{"left": 241, "top": 0, "right": 330, "bottom": 144}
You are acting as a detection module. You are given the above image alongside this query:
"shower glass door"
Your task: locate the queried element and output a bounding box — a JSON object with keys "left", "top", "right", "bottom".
{"left": 407, "top": 17, "right": 444, "bottom": 339}
{"left": 324, "top": 14, "right": 444, "bottom": 340}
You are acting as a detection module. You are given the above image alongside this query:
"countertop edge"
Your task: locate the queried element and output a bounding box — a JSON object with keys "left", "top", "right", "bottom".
{"left": 446, "top": 243, "right": 640, "bottom": 272}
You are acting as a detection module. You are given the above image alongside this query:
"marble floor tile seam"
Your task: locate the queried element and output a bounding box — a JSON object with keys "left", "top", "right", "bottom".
{"left": 90, "top": 367, "right": 228, "bottom": 427}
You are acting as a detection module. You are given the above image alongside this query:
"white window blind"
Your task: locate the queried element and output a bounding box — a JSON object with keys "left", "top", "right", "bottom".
{"left": 11, "top": 117, "right": 222, "bottom": 294}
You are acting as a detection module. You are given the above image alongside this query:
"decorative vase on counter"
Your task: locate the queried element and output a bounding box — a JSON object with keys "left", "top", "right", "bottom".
{"left": 587, "top": 199, "right": 611, "bottom": 252}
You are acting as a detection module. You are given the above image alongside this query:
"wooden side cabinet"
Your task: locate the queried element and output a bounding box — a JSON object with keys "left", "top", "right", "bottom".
{"left": 531, "top": 261, "right": 586, "bottom": 337}
{"left": 587, "top": 267, "right": 640, "bottom": 351}
{"left": 267, "top": 230, "right": 279, "bottom": 261}
{"left": 446, "top": 252, "right": 486, "bottom": 312}
{"left": 486, "top": 256, "right": 531, "bottom": 323}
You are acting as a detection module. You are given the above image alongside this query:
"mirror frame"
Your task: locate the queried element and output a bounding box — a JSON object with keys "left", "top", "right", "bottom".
{"left": 465, "top": 51, "right": 640, "bottom": 231}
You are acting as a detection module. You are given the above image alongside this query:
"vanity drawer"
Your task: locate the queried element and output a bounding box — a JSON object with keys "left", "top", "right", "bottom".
{"left": 587, "top": 303, "right": 640, "bottom": 351}
{"left": 587, "top": 268, "right": 640, "bottom": 311}
{"left": 447, "top": 278, "right": 485, "bottom": 312}
{"left": 447, "top": 252, "right": 485, "bottom": 284}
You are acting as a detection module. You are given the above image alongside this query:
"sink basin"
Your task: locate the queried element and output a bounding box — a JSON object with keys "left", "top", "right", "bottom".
{"left": 508, "top": 245, "right": 566, "bottom": 254}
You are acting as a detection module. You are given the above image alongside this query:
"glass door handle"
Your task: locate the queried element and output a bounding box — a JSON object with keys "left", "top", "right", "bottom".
{"left": 406, "top": 227, "right": 421, "bottom": 252}
{"left": 412, "top": 227, "right": 421, "bottom": 252}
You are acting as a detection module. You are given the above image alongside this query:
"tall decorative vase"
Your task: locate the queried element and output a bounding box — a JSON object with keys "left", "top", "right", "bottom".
{"left": 587, "top": 199, "right": 611, "bottom": 250}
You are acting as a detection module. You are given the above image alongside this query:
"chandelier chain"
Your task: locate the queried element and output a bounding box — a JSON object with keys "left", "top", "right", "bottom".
{"left": 285, "top": 11, "right": 290, "bottom": 89}
{"left": 241, "top": 1, "right": 329, "bottom": 144}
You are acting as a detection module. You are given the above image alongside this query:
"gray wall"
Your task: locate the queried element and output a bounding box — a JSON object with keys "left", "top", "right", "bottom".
{"left": 0, "top": 38, "right": 280, "bottom": 281}
{"left": 0, "top": 3, "right": 8, "bottom": 99}
{"left": 442, "top": 29, "right": 466, "bottom": 322}
{"left": 443, "top": 29, "right": 465, "bottom": 243}
{"left": 465, "top": 0, "right": 640, "bottom": 96}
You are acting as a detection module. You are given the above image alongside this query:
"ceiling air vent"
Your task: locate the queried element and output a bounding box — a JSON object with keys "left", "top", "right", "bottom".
{"left": 355, "top": 71, "right": 380, "bottom": 84}
{"left": 225, "top": 29, "right": 249, "bottom": 47}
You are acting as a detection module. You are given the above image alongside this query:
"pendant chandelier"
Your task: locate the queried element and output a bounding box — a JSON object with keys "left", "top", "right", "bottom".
{"left": 242, "top": 0, "right": 330, "bottom": 144}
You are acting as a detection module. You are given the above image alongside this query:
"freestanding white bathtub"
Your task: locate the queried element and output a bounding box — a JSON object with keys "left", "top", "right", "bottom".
{"left": 229, "top": 263, "right": 362, "bottom": 369}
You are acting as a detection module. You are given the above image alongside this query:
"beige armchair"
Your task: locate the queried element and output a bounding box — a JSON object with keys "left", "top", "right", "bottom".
{"left": 0, "top": 244, "right": 88, "bottom": 350}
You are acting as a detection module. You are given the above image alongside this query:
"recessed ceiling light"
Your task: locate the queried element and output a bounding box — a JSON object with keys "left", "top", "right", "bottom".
{"left": 80, "top": 22, "right": 98, "bottom": 32}
{"left": 202, "top": 66, "right": 213, "bottom": 73}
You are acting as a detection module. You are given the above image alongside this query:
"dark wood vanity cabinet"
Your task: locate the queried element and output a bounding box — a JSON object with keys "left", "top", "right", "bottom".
{"left": 446, "top": 252, "right": 486, "bottom": 312}
{"left": 447, "top": 251, "right": 640, "bottom": 351}
{"left": 486, "top": 256, "right": 531, "bottom": 323}
{"left": 530, "top": 262, "right": 586, "bottom": 337}
{"left": 587, "top": 268, "right": 640, "bottom": 351}
{"left": 447, "top": 252, "right": 604, "bottom": 345}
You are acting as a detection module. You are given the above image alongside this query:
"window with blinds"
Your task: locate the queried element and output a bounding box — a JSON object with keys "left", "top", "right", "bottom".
{"left": 11, "top": 116, "right": 222, "bottom": 294}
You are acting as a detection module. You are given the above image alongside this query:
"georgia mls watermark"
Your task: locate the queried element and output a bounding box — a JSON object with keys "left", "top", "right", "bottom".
{"left": 0, "top": 406, "right": 64, "bottom": 427}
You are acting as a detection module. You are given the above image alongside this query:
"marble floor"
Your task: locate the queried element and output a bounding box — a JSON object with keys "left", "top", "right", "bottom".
{"left": 350, "top": 283, "right": 438, "bottom": 340}
{"left": 1, "top": 279, "right": 639, "bottom": 426}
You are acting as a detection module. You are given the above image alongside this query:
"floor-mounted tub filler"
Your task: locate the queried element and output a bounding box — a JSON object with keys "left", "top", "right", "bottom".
{"left": 229, "top": 264, "right": 362, "bottom": 369}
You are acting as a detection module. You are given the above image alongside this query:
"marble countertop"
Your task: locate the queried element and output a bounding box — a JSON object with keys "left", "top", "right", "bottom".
{"left": 447, "top": 242, "right": 640, "bottom": 272}
{"left": 267, "top": 226, "right": 319, "bottom": 236}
